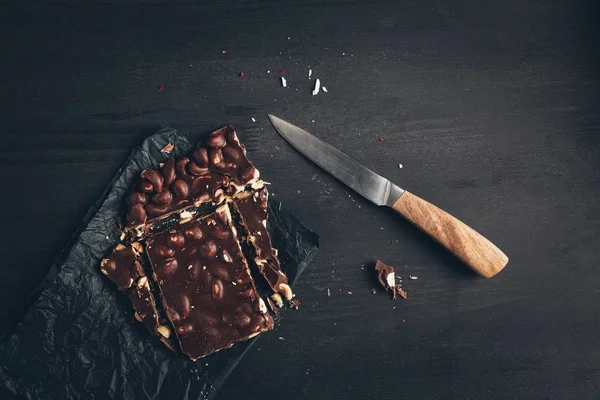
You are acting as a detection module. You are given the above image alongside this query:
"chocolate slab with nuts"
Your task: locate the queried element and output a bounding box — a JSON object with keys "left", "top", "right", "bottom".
{"left": 233, "top": 186, "right": 292, "bottom": 300}
{"left": 101, "top": 243, "right": 178, "bottom": 350}
{"left": 125, "top": 126, "right": 260, "bottom": 239}
{"left": 145, "top": 205, "right": 273, "bottom": 360}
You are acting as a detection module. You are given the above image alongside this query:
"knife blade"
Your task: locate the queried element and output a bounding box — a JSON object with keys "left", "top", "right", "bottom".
{"left": 268, "top": 114, "right": 508, "bottom": 278}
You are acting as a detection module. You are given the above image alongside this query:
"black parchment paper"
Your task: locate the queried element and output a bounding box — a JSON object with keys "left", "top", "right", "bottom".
{"left": 0, "top": 128, "right": 319, "bottom": 400}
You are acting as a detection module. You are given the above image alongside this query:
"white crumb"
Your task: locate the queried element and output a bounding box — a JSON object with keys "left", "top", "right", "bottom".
{"left": 281, "top": 77, "right": 287, "bottom": 87}
{"left": 202, "top": 266, "right": 206, "bottom": 270}
{"left": 312, "top": 119, "right": 315, "bottom": 123}
{"left": 232, "top": 282, "right": 237, "bottom": 285}
{"left": 312, "top": 78, "right": 321, "bottom": 95}
{"left": 322, "top": 86, "right": 328, "bottom": 93}
{"left": 191, "top": 305, "right": 194, "bottom": 309}
{"left": 279, "top": 337, "right": 285, "bottom": 340}
{"left": 409, "top": 275, "right": 418, "bottom": 280}
{"left": 252, "top": 117, "right": 256, "bottom": 122}
{"left": 188, "top": 265, "right": 193, "bottom": 270}
{"left": 267, "top": 70, "right": 271, "bottom": 73}
{"left": 348, "top": 291, "right": 353, "bottom": 295}
{"left": 398, "top": 164, "right": 403, "bottom": 168}
{"left": 308, "top": 69, "right": 312, "bottom": 78}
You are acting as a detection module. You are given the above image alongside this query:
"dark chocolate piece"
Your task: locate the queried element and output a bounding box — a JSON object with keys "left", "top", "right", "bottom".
{"left": 375, "top": 260, "right": 407, "bottom": 300}
{"left": 129, "top": 276, "right": 163, "bottom": 336}
{"left": 125, "top": 126, "right": 260, "bottom": 232}
{"left": 204, "top": 126, "right": 260, "bottom": 191}
{"left": 234, "top": 186, "right": 291, "bottom": 299}
{"left": 145, "top": 205, "right": 273, "bottom": 360}
{"left": 375, "top": 260, "right": 397, "bottom": 300}
{"left": 100, "top": 243, "right": 144, "bottom": 290}
{"left": 101, "top": 243, "right": 177, "bottom": 351}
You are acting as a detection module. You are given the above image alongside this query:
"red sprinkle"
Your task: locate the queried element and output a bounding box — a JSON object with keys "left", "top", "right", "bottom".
{"left": 239, "top": 72, "right": 245, "bottom": 77}
{"left": 379, "top": 137, "right": 384, "bottom": 142}
{"left": 158, "top": 85, "right": 165, "bottom": 92}
{"left": 280, "top": 70, "right": 286, "bottom": 75}
{"left": 221, "top": 50, "right": 227, "bottom": 54}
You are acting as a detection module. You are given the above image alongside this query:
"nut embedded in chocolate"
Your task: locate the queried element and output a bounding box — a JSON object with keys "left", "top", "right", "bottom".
{"left": 188, "top": 161, "right": 209, "bottom": 176}
{"left": 171, "top": 178, "right": 189, "bottom": 199}
{"left": 175, "top": 157, "right": 191, "bottom": 177}
{"left": 128, "top": 191, "right": 147, "bottom": 206}
{"left": 152, "top": 189, "right": 173, "bottom": 206}
{"left": 127, "top": 204, "right": 147, "bottom": 226}
{"left": 140, "top": 180, "right": 154, "bottom": 193}
{"left": 207, "top": 131, "right": 226, "bottom": 148}
{"left": 140, "top": 169, "right": 164, "bottom": 193}
{"left": 161, "top": 158, "right": 176, "bottom": 186}
{"left": 193, "top": 146, "right": 209, "bottom": 167}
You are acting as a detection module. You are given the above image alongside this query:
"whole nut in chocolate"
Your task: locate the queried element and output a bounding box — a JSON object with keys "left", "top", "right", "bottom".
{"left": 100, "top": 126, "right": 289, "bottom": 360}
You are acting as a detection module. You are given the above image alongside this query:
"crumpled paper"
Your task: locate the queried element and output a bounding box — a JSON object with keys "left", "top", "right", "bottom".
{"left": 0, "top": 127, "right": 319, "bottom": 400}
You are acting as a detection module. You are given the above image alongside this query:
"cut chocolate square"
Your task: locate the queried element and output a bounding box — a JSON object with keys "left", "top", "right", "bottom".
{"left": 145, "top": 205, "right": 273, "bottom": 360}
{"left": 233, "top": 186, "right": 292, "bottom": 300}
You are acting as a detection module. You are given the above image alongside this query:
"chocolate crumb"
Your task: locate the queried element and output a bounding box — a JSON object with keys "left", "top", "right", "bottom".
{"left": 289, "top": 299, "right": 301, "bottom": 309}
{"left": 161, "top": 143, "right": 174, "bottom": 153}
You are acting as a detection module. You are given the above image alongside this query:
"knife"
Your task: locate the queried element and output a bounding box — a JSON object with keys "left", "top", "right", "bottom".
{"left": 268, "top": 114, "right": 508, "bottom": 278}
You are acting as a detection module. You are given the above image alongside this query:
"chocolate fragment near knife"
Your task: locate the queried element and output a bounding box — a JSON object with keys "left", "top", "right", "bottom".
{"left": 268, "top": 114, "right": 509, "bottom": 278}
{"left": 100, "top": 126, "right": 292, "bottom": 359}
{"left": 375, "top": 260, "right": 407, "bottom": 300}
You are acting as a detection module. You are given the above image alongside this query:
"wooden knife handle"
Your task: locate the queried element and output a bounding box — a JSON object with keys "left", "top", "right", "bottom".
{"left": 391, "top": 191, "right": 508, "bottom": 278}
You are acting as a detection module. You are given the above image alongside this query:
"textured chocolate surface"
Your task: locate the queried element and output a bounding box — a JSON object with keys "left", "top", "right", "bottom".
{"left": 234, "top": 187, "right": 290, "bottom": 298}
{"left": 145, "top": 205, "right": 273, "bottom": 360}
{"left": 126, "top": 126, "right": 259, "bottom": 231}
{"left": 100, "top": 243, "right": 178, "bottom": 347}
{"left": 100, "top": 244, "right": 144, "bottom": 290}
{"left": 129, "top": 276, "right": 164, "bottom": 336}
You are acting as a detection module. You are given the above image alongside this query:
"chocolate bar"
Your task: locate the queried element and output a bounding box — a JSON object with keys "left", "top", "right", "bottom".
{"left": 101, "top": 243, "right": 178, "bottom": 350}
{"left": 145, "top": 205, "right": 273, "bottom": 360}
{"left": 233, "top": 186, "right": 292, "bottom": 300}
{"left": 125, "top": 126, "right": 260, "bottom": 239}
{"left": 101, "top": 126, "right": 289, "bottom": 359}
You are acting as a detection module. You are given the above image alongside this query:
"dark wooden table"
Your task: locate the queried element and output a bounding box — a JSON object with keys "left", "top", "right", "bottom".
{"left": 2, "top": 1, "right": 599, "bottom": 399}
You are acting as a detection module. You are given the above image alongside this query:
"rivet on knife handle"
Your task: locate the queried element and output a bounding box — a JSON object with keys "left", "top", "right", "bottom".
{"left": 392, "top": 191, "right": 508, "bottom": 278}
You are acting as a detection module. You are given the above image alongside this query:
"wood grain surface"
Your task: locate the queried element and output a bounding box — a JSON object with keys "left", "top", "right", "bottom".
{"left": 392, "top": 191, "right": 509, "bottom": 277}
{"left": 1, "top": 1, "right": 599, "bottom": 399}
